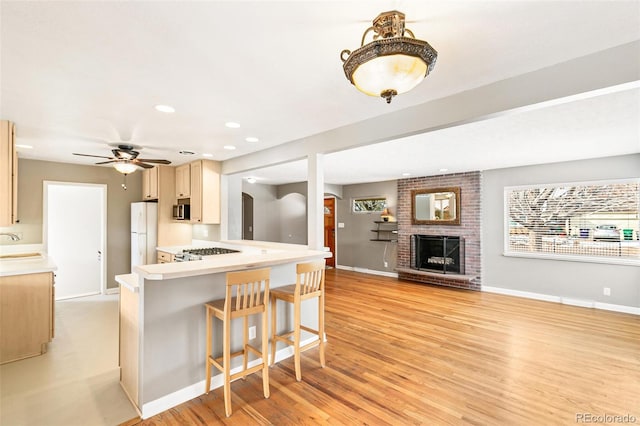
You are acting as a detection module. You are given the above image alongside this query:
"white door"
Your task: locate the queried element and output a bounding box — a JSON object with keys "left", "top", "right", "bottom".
{"left": 45, "top": 182, "right": 105, "bottom": 300}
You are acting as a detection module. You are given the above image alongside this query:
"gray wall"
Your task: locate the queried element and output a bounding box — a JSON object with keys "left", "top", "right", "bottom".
{"left": 3, "top": 159, "right": 142, "bottom": 290}
{"left": 482, "top": 154, "right": 640, "bottom": 308}
{"left": 336, "top": 180, "right": 398, "bottom": 273}
{"left": 242, "top": 182, "right": 281, "bottom": 242}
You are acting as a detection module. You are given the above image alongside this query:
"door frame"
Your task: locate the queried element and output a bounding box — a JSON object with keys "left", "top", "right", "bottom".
{"left": 43, "top": 181, "right": 108, "bottom": 295}
{"left": 324, "top": 196, "right": 337, "bottom": 267}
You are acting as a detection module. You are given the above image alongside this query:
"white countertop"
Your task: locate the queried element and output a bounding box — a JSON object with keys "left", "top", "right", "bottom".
{"left": 0, "top": 254, "right": 58, "bottom": 277}
{"left": 135, "top": 240, "right": 330, "bottom": 281}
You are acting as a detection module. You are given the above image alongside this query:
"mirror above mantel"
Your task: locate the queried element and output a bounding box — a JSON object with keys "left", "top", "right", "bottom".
{"left": 411, "top": 187, "right": 461, "bottom": 225}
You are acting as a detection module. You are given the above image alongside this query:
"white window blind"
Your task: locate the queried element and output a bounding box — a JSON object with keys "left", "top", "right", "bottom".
{"left": 505, "top": 179, "right": 640, "bottom": 262}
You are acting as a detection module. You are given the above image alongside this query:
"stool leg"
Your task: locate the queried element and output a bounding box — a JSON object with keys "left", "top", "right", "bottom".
{"left": 294, "top": 298, "right": 302, "bottom": 381}
{"left": 270, "top": 295, "right": 277, "bottom": 366}
{"left": 261, "top": 304, "right": 270, "bottom": 398}
{"left": 223, "top": 315, "right": 232, "bottom": 417}
{"left": 318, "top": 293, "right": 326, "bottom": 368}
{"left": 205, "top": 308, "right": 212, "bottom": 393}
{"left": 242, "top": 315, "right": 248, "bottom": 376}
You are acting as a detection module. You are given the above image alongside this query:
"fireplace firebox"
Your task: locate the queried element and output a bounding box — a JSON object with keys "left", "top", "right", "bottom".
{"left": 410, "top": 235, "right": 465, "bottom": 274}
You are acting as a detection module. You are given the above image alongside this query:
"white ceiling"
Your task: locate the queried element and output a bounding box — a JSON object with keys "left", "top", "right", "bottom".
{"left": 2, "top": 1, "right": 639, "bottom": 185}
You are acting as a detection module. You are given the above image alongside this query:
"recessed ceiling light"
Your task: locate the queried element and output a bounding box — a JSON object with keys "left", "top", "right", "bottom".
{"left": 155, "top": 104, "right": 175, "bottom": 113}
{"left": 202, "top": 153, "right": 214, "bottom": 158}
{"left": 16, "top": 144, "right": 33, "bottom": 149}
{"left": 439, "top": 168, "right": 449, "bottom": 172}
{"left": 402, "top": 172, "right": 411, "bottom": 176}
{"left": 245, "top": 137, "right": 259, "bottom": 143}
{"left": 223, "top": 145, "right": 236, "bottom": 150}
{"left": 225, "top": 122, "right": 240, "bottom": 129}
{"left": 179, "top": 150, "right": 196, "bottom": 156}
{"left": 246, "top": 177, "right": 257, "bottom": 184}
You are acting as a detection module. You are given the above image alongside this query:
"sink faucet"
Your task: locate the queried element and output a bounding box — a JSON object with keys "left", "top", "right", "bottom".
{"left": 0, "top": 232, "right": 21, "bottom": 241}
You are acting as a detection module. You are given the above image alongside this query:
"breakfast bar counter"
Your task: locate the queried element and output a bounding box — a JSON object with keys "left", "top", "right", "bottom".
{"left": 116, "top": 240, "right": 330, "bottom": 419}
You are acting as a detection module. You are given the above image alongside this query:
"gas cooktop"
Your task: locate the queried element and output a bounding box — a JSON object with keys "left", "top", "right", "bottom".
{"left": 174, "top": 247, "right": 241, "bottom": 262}
{"left": 184, "top": 247, "right": 240, "bottom": 256}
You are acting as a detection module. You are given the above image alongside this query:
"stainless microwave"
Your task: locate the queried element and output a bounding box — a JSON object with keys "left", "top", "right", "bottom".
{"left": 172, "top": 204, "right": 190, "bottom": 220}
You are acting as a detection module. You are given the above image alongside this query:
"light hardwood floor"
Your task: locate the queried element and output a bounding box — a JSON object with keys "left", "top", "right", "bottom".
{"left": 122, "top": 269, "right": 640, "bottom": 425}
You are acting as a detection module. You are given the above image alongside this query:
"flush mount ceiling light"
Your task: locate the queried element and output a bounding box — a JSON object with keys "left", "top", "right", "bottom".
{"left": 155, "top": 104, "right": 175, "bottom": 113}
{"left": 225, "top": 122, "right": 240, "bottom": 129}
{"left": 340, "top": 10, "right": 437, "bottom": 104}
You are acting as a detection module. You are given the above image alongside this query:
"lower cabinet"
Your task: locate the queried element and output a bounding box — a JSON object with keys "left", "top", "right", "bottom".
{"left": 0, "top": 272, "right": 54, "bottom": 364}
{"left": 157, "top": 250, "right": 174, "bottom": 263}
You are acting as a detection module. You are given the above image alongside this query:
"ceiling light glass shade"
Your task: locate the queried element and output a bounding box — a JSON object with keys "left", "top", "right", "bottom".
{"left": 352, "top": 53, "right": 428, "bottom": 98}
{"left": 113, "top": 162, "right": 138, "bottom": 174}
{"left": 341, "top": 11, "right": 437, "bottom": 103}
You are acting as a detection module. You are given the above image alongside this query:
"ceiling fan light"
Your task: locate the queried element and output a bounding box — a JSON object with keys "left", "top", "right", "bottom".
{"left": 113, "top": 162, "right": 138, "bottom": 174}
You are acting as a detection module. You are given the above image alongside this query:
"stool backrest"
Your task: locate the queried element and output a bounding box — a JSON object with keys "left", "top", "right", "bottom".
{"left": 295, "top": 260, "right": 326, "bottom": 299}
{"left": 225, "top": 268, "right": 270, "bottom": 319}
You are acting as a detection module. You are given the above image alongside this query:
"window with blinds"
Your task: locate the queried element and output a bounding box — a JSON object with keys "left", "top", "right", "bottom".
{"left": 504, "top": 179, "right": 640, "bottom": 263}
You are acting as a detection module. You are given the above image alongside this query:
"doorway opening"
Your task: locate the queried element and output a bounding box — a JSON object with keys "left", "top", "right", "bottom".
{"left": 324, "top": 197, "right": 336, "bottom": 268}
{"left": 242, "top": 192, "right": 254, "bottom": 240}
{"left": 44, "top": 181, "right": 107, "bottom": 300}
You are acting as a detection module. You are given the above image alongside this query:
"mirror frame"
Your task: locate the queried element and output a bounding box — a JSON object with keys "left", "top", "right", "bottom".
{"left": 411, "top": 187, "right": 461, "bottom": 225}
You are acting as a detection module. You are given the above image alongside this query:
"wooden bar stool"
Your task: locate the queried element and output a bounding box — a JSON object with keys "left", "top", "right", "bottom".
{"left": 205, "top": 267, "right": 271, "bottom": 417}
{"left": 270, "top": 260, "right": 326, "bottom": 381}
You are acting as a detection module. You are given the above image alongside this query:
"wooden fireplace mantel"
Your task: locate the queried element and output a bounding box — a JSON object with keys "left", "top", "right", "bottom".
{"left": 395, "top": 267, "right": 477, "bottom": 282}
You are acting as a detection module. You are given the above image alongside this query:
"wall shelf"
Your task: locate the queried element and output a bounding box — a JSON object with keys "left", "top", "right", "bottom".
{"left": 371, "top": 221, "right": 398, "bottom": 242}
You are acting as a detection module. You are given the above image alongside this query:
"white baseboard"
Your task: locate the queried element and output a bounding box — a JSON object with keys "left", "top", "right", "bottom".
{"left": 140, "top": 335, "right": 320, "bottom": 419}
{"left": 336, "top": 265, "right": 398, "bottom": 278}
{"left": 105, "top": 287, "right": 120, "bottom": 295}
{"left": 482, "top": 286, "right": 639, "bottom": 315}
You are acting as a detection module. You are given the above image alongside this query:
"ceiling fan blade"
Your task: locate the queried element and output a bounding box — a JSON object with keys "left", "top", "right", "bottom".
{"left": 137, "top": 162, "right": 154, "bottom": 169}
{"left": 135, "top": 158, "right": 172, "bottom": 164}
{"left": 73, "top": 153, "right": 115, "bottom": 160}
{"left": 95, "top": 160, "right": 118, "bottom": 165}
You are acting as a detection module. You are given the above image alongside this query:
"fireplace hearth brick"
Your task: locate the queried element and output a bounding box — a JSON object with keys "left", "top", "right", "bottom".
{"left": 396, "top": 172, "right": 482, "bottom": 290}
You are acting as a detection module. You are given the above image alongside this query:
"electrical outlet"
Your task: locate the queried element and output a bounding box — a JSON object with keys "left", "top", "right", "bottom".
{"left": 603, "top": 287, "right": 611, "bottom": 296}
{"left": 384, "top": 261, "right": 388, "bottom": 268}
{"left": 249, "top": 326, "right": 256, "bottom": 340}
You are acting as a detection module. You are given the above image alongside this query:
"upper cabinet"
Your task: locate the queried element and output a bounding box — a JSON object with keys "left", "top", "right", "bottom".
{"left": 175, "top": 164, "right": 190, "bottom": 199}
{"left": 189, "top": 160, "right": 220, "bottom": 224}
{"left": 0, "top": 120, "right": 18, "bottom": 227}
{"left": 142, "top": 166, "right": 159, "bottom": 200}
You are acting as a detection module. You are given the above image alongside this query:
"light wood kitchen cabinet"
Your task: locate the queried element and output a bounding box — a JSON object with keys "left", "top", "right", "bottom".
{"left": 175, "top": 164, "right": 190, "bottom": 199}
{"left": 0, "top": 272, "right": 54, "bottom": 364}
{"left": 189, "top": 159, "right": 221, "bottom": 224}
{"left": 1, "top": 120, "right": 18, "bottom": 227}
{"left": 157, "top": 250, "right": 175, "bottom": 263}
{"left": 142, "top": 166, "right": 159, "bottom": 200}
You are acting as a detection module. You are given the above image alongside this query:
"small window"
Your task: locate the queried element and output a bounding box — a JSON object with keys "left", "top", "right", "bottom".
{"left": 352, "top": 197, "right": 386, "bottom": 213}
{"left": 504, "top": 179, "right": 640, "bottom": 264}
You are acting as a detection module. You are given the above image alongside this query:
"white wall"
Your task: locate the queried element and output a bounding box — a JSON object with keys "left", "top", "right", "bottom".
{"left": 482, "top": 154, "right": 640, "bottom": 308}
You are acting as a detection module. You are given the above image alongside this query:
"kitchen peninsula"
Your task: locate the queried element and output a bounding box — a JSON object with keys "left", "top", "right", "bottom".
{"left": 116, "top": 240, "right": 330, "bottom": 419}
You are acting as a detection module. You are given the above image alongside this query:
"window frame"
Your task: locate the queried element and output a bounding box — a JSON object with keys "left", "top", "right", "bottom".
{"left": 352, "top": 196, "right": 387, "bottom": 214}
{"left": 503, "top": 178, "right": 640, "bottom": 266}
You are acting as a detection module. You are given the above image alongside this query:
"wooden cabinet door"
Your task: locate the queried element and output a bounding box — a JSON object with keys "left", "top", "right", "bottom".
{"left": 190, "top": 161, "right": 202, "bottom": 223}
{"left": 0, "top": 272, "right": 53, "bottom": 364}
{"left": 143, "top": 166, "right": 159, "bottom": 199}
{"left": 0, "top": 120, "right": 16, "bottom": 227}
{"left": 175, "top": 164, "right": 191, "bottom": 199}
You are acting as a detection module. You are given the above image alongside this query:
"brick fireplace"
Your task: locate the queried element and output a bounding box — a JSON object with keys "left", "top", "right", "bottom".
{"left": 396, "top": 172, "right": 482, "bottom": 290}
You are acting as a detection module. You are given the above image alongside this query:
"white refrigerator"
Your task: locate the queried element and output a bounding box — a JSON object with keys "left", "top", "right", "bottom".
{"left": 131, "top": 202, "right": 158, "bottom": 270}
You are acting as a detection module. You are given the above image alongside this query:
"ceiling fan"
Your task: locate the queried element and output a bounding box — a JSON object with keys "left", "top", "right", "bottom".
{"left": 73, "top": 144, "right": 171, "bottom": 174}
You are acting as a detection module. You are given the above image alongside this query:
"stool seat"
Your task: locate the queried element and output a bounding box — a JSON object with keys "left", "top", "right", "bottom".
{"left": 270, "top": 260, "right": 326, "bottom": 381}
{"left": 205, "top": 268, "right": 271, "bottom": 417}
